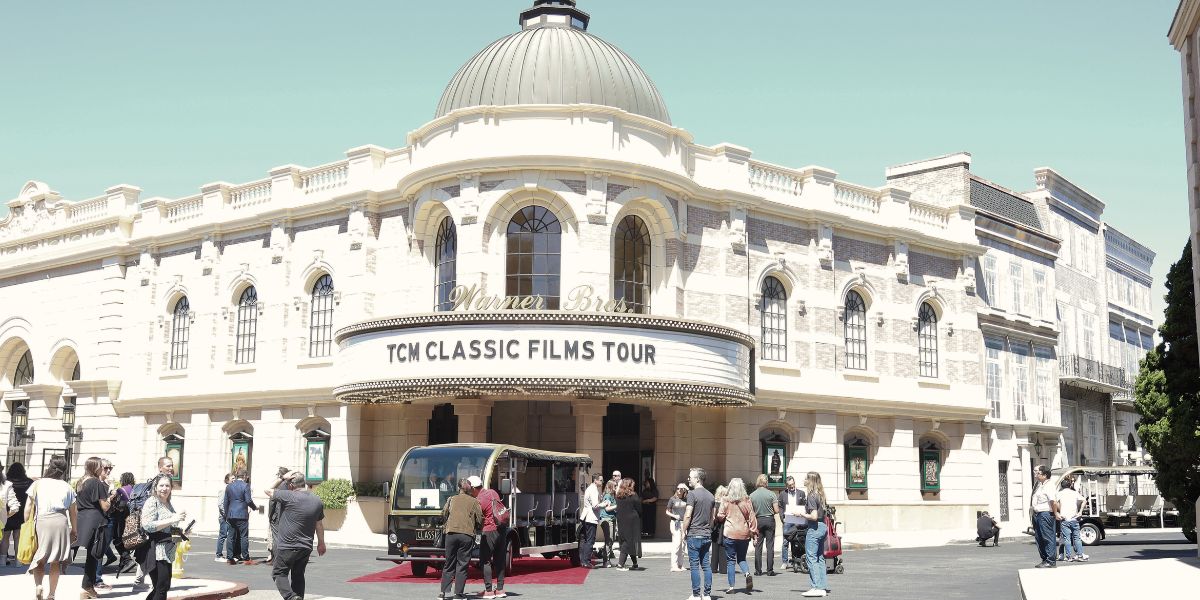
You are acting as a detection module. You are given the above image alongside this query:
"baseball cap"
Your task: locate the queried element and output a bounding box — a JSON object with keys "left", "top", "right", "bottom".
{"left": 467, "top": 475, "right": 483, "bottom": 488}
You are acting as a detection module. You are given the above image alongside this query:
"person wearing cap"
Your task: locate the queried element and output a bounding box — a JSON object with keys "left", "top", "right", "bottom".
{"left": 475, "top": 476, "right": 510, "bottom": 598}
{"left": 666, "top": 483, "right": 689, "bottom": 571}
{"left": 440, "top": 476, "right": 483, "bottom": 600}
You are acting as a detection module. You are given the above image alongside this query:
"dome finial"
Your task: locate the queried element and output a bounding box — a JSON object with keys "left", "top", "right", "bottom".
{"left": 519, "top": 0, "right": 590, "bottom": 31}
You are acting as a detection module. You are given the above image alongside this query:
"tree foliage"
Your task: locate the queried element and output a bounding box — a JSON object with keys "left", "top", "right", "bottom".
{"left": 1135, "top": 240, "right": 1199, "bottom": 539}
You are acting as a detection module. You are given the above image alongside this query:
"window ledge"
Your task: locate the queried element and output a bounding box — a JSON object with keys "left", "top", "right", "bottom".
{"left": 159, "top": 372, "right": 188, "bottom": 381}
{"left": 917, "top": 378, "right": 951, "bottom": 389}
{"left": 297, "top": 358, "right": 334, "bottom": 370}
{"left": 225, "top": 366, "right": 257, "bottom": 375}
{"left": 842, "top": 370, "right": 880, "bottom": 383}
{"left": 759, "top": 363, "right": 802, "bottom": 376}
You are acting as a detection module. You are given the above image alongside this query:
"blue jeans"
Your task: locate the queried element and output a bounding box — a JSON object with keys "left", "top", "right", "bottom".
{"left": 1059, "top": 519, "right": 1083, "bottom": 559}
{"left": 723, "top": 537, "right": 749, "bottom": 587}
{"left": 686, "top": 536, "right": 712, "bottom": 597}
{"left": 216, "top": 518, "right": 230, "bottom": 558}
{"left": 1033, "top": 511, "right": 1056, "bottom": 564}
{"left": 804, "top": 520, "right": 828, "bottom": 591}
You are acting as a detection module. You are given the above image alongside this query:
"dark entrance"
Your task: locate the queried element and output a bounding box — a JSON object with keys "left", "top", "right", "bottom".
{"left": 428, "top": 403, "right": 458, "bottom": 445}
{"left": 602, "top": 403, "right": 641, "bottom": 485}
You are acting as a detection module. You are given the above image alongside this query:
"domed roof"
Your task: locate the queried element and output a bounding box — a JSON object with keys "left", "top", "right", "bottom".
{"left": 435, "top": 1, "right": 671, "bottom": 125}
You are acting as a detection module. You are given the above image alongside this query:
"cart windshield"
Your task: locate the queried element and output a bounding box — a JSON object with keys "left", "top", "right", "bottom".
{"left": 393, "top": 447, "right": 494, "bottom": 511}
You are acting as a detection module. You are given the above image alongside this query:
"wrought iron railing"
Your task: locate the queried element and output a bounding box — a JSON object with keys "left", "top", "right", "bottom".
{"left": 1059, "top": 354, "right": 1126, "bottom": 388}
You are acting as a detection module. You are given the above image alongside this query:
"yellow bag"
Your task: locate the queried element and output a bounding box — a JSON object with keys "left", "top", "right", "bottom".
{"left": 17, "top": 519, "right": 37, "bottom": 564}
{"left": 17, "top": 483, "right": 37, "bottom": 565}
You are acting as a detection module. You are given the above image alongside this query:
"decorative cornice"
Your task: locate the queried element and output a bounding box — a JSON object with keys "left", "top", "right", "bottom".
{"left": 334, "top": 377, "right": 753, "bottom": 407}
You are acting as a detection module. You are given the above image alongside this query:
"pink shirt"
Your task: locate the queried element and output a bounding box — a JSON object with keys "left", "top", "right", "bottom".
{"left": 477, "top": 488, "right": 504, "bottom": 532}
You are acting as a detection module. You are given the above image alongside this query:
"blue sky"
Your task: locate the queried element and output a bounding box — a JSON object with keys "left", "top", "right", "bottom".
{"left": 0, "top": 1, "right": 1187, "bottom": 315}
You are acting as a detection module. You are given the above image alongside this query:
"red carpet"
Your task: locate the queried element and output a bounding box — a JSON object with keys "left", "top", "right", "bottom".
{"left": 349, "top": 558, "right": 590, "bottom": 585}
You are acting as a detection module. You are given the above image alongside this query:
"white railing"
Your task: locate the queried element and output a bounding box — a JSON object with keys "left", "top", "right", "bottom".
{"left": 301, "top": 162, "right": 349, "bottom": 195}
{"left": 67, "top": 196, "right": 109, "bottom": 224}
{"left": 230, "top": 180, "right": 271, "bottom": 209}
{"left": 908, "top": 201, "right": 950, "bottom": 229}
{"left": 748, "top": 161, "right": 802, "bottom": 196}
{"left": 164, "top": 196, "right": 203, "bottom": 224}
{"left": 834, "top": 182, "right": 881, "bottom": 213}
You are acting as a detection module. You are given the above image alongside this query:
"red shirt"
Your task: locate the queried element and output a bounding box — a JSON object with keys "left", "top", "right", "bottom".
{"left": 477, "top": 488, "right": 504, "bottom": 532}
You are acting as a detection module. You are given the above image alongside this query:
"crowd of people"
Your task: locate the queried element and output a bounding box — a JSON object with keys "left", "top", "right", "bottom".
{"left": 0, "top": 456, "right": 326, "bottom": 600}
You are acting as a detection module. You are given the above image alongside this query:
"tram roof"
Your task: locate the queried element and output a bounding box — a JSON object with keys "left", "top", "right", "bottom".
{"left": 414, "top": 443, "right": 593, "bottom": 465}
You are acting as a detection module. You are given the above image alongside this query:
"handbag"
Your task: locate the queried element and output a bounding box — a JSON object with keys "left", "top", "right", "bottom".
{"left": 89, "top": 522, "right": 108, "bottom": 560}
{"left": 17, "top": 482, "right": 38, "bottom": 565}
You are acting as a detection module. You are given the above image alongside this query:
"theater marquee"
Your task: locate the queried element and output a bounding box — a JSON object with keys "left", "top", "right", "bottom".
{"left": 332, "top": 313, "right": 755, "bottom": 406}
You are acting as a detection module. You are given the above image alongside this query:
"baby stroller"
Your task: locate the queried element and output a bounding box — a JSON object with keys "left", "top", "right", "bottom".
{"left": 799, "top": 506, "right": 845, "bottom": 575}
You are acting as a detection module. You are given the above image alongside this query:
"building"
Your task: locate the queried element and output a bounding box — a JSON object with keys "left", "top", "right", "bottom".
{"left": 1169, "top": 0, "right": 1200, "bottom": 355}
{"left": 1103, "top": 225, "right": 1156, "bottom": 465}
{"left": 0, "top": 1, "right": 1151, "bottom": 541}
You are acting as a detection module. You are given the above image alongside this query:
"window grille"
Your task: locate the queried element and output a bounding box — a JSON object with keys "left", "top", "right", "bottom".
{"left": 309, "top": 275, "right": 335, "bottom": 358}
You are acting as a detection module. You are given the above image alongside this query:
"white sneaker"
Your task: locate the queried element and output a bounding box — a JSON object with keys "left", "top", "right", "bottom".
{"left": 801, "top": 589, "right": 828, "bottom": 598}
{"left": 215, "top": 556, "right": 227, "bottom": 562}
{"left": 1078, "top": 554, "right": 1089, "bottom": 561}
{"left": 684, "top": 596, "right": 701, "bottom": 600}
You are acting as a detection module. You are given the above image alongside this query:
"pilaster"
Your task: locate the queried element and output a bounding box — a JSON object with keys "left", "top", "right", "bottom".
{"left": 573, "top": 400, "right": 609, "bottom": 472}
{"left": 454, "top": 399, "right": 494, "bottom": 444}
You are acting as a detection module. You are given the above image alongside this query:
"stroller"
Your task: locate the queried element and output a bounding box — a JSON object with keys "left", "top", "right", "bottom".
{"left": 799, "top": 505, "right": 845, "bottom": 575}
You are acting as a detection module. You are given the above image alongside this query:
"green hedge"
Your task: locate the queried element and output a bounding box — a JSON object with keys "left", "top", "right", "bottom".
{"left": 313, "top": 479, "right": 354, "bottom": 509}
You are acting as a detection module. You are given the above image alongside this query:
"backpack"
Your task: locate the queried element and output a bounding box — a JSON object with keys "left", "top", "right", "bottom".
{"left": 129, "top": 479, "right": 154, "bottom": 513}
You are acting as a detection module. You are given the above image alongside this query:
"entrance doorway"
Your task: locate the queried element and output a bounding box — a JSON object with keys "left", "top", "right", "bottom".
{"left": 428, "top": 403, "right": 457, "bottom": 445}
{"left": 602, "top": 403, "right": 655, "bottom": 484}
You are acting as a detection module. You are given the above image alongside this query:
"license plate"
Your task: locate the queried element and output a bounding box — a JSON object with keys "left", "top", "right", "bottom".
{"left": 415, "top": 529, "right": 437, "bottom": 541}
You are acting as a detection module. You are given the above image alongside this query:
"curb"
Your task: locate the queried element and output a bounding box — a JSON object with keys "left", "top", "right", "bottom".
{"left": 171, "top": 581, "right": 249, "bottom": 600}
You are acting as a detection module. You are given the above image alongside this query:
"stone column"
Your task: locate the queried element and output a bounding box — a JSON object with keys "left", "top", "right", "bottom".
{"left": 454, "top": 399, "right": 494, "bottom": 443}
{"left": 573, "top": 400, "right": 609, "bottom": 473}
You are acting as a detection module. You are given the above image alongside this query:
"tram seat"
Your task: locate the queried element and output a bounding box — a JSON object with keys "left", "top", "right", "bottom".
{"left": 1134, "top": 495, "right": 1162, "bottom": 525}
{"left": 514, "top": 494, "right": 543, "bottom": 525}
{"left": 1164, "top": 501, "right": 1179, "bottom": 517}
{"left": 553, "top": 493, "right": 568, "bottom": 522}
{"left": 1105, "top": 495, "right": 1134, "bottom": 524}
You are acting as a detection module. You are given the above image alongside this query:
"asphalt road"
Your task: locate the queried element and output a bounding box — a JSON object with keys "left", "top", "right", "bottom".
{"left": 85, "top": 531, "right": 1197, "bottom": 600}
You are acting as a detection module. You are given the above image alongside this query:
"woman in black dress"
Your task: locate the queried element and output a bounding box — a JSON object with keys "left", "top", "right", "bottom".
{"left": 639, "top": 477, "right": 658, "bottom": 539}
{"left": 76, "top": 456, "right": 114, "bottom": 599}
{"left": 1, "top": 462, "right": 32, "bottom": 565}
{"left": 614, "top": 478, "right": 642, "bottom": 571}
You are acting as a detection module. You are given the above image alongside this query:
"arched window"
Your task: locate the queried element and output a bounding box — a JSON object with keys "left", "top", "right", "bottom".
{"left": 918, "top": 302, "right": 938, "bottom": 378}
{"left": 309, "top": 275, "right": 335, "bottom": 358}
{"left": 844, "top": 291, "right": 867, "bottom": 370}
{"left": 506, "top": 205, "right": 561, "bottom": 309}
{"left": 236, "top": 286, "right": 258, "bottom": 364}
{"left": 13, "top": 350, "right": 34, "bottom": 385}
{"left": 434, "top": 216, "right": 457, "bottom": 311}
{"left": 170, "top": 297, "right": 190, "bottom": 370}
{"left": 70, "top": 361, "right": 80, "bottom": 381}
{"left": 760, "top": 276, "right": 787, "bottom": 361}
{"left": 613, "top": 215, "right": 651, "bottom": 314}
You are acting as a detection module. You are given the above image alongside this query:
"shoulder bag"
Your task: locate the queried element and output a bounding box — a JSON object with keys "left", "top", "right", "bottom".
{"left": 121, "top": 495, "right": 149, "bottom": 549}
{"left": 16, "top": 482, "right": 39, "bottom": 564}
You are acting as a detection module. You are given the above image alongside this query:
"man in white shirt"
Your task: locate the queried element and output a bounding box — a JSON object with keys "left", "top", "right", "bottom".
{"left": 578, "top": 473, "right": 603, "bottom": 568}
{"left": 1055, "top": 476, "right": 1088, "bottom": 562}
{"left": 1030, "top": 465, "right": 1060, "bottom": 568}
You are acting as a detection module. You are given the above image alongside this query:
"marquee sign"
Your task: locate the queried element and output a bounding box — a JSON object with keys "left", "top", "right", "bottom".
{"left": 333, "top": 313, "right": 755, "bottom": 406}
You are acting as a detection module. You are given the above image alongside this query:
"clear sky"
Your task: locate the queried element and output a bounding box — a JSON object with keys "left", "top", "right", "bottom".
{"left": 0, "top": 0, "right": 1187, "bottom": 317}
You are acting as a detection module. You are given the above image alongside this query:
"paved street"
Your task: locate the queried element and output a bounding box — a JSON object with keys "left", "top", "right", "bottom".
{"left": 91, "top": 531, "right": 1189, "bottom": 600}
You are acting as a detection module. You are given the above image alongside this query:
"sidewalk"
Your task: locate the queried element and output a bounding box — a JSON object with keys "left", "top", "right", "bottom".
{"left": 1018, "top": 556, "right": 1200, "bottom": 600}
{"left": 0, "top": 563, "right": 247, "bottom": 600}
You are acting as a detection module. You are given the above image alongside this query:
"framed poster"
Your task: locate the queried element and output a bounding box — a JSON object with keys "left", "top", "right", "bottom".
{"left": 306, "top": 438, "right": 328, "bottom": 483}
{"left": 164, "top": 441, "right": 184, "bottom": 483}
{"left": 230, "top": 437, "right": 252, "bottom": 476}
{"left": 640, "top": 450, "right": 654, "bottom": 484}
{"left": 921, "top": 449, "right": 941, "bottom": 492}
{"left": 763, "top": 442, "right": 787, "bottom": 489}
{"left": 845, "top": 445, "right": 869, "bottom": 490}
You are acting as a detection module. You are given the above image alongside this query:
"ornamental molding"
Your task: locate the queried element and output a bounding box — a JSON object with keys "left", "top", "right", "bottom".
{"left": 333, "top": 377, "right": 753, "bottom": 407}
{"left": 333, "top": 311, "right": 756, "bottom": 348}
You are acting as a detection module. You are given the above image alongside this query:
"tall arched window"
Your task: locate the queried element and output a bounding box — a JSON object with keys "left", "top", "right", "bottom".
{"left": 918, "top": 302, "right": 938, "bottom": 378}
{"left": 70, "top": 361, "right": 81, "bottom": 381}
{"left": 844, "top": 290, "right": 867, "bottom": 370}
{"left": 309, "top": 275, "right": 335, "bottom": 358}
{"left": 613, "top": 215, "right": 651, "bottom": 314}
{"left": 434, "top": 216, "right": 457, "bottom": 311}
{"left": 14, "top": 350, "right": 34, "bottom": 385}
{"left": 236, "top": 286, "right": 258, "bottom": 364}
{"left": 506, "top": 205, "right": 561, "bottom": 309}
{"left": 760, "top": 276, "right": 787, "bottom": 361}
{"left": 170, "top": 297, "right": 190, "bottom": 370}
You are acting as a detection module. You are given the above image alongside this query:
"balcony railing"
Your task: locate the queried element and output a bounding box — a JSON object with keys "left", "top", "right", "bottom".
{"left": 1059, "top": 355, "right": 1127, "bottom": 392}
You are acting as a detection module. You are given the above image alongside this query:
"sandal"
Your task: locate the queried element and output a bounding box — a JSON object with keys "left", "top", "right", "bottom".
{"left": 35, "top": 585, "right": 44, "bottom": 600}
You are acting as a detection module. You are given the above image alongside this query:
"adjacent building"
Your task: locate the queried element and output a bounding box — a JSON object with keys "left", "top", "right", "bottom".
{"left": 1169, "top": 0, "right": 1200, "bottom": 355}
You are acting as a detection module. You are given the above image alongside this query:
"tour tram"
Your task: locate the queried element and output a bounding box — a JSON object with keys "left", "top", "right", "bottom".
{"left": 1047, "top": 465, "right": 1191, "bottom": 545}
{"left": 381, "top": 443, "right": 593, "bottom": 575}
